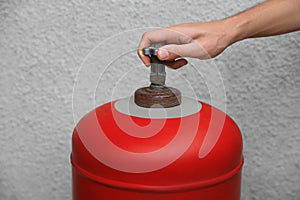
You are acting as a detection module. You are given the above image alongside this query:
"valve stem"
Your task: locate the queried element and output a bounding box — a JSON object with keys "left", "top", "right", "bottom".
{"left": 143, "top": 47, "right": 166, "bottom": 89}
{"left": 134, "top": 46, "right": 181, "bottom": 108}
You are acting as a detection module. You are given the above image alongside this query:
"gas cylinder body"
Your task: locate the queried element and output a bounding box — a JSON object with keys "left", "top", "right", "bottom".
{"left": 71, "top": 96, "right": 243, "bottom": 200}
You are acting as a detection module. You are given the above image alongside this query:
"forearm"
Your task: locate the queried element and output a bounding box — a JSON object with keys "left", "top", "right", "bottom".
{"left": 224, "top": 0, "right": 300, "bottom": 43}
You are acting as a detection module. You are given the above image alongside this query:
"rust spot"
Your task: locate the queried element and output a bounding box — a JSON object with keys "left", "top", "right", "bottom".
{"left": 134, "top": 86, "right": 181, "bottom": 108}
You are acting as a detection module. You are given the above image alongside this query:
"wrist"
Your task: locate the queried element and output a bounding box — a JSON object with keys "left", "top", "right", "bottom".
{"left": 222, "top": 16, "right": 249, "bottom": 45}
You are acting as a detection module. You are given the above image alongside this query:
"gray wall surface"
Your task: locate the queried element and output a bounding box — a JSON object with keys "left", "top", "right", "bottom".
{"left": 1, "top": 0, "right": 299, "bottom": 199}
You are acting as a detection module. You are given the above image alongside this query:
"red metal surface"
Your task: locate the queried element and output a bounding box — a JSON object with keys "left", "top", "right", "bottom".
{"left": 71, "top": 101, "right": 243, "bottom": 200}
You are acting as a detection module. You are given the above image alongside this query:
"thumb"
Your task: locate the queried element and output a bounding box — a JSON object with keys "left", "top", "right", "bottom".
{"left": 158, "top": 42, "right": 210, "bottom": 60}
{"left": 157, "top": 45, "right": 181, "bottom": 61}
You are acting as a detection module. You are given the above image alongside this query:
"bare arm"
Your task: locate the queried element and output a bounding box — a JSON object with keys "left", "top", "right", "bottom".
{"left": 227, "top": 0, "right": 300, "bottom": 41}
{"left": 138, "top": 0, "right": 300, "bottom": 68}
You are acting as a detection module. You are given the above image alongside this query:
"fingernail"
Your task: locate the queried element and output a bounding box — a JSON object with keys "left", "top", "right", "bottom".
{"left": 159, "top": 49, "right": 169, "bottom": 60}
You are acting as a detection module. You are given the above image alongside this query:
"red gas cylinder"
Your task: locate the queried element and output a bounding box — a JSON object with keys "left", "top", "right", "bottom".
{"left": 71, "top": 47, "right": 243, "bottom": 200}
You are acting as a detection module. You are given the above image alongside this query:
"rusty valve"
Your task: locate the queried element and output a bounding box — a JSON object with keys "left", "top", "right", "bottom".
{"left": 134, "top": 47, "right": 181, "bottom": 108}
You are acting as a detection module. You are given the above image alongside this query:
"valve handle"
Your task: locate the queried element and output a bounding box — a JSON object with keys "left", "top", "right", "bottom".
{"left": 143, "top": 47, "right": 166, "bottom": 89}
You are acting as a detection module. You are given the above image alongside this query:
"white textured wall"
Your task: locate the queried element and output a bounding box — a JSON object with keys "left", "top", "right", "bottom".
{"left": 1, "top": 0, "right": 300, "bottom": 199}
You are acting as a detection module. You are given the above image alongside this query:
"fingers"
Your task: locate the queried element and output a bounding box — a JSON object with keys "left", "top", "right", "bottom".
{"left": 139, "top": 28, "right": 190, "bottom": 49}
{"left": 137, "top": 48, "right": 150, "bottom": 67}
{"left": 138, "top": 28, "right": 192, "bottom": 66}
{"left": 165, "top": 58, "right": 188, "bottom": 69}
{"left": 138, "top": 29, "right": 171, "bottom": 66}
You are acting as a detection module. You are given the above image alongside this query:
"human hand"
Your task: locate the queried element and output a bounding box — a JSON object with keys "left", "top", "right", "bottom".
{"left": 138, "top": 0, "right": 300, "bottom": 69}
{"left": 138, "top": 20, "right": 235, "bottom": 69}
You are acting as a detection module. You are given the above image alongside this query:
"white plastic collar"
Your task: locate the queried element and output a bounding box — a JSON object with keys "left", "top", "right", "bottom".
{"left": 114, "top": 96, "right": 201, "bottom": 119}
